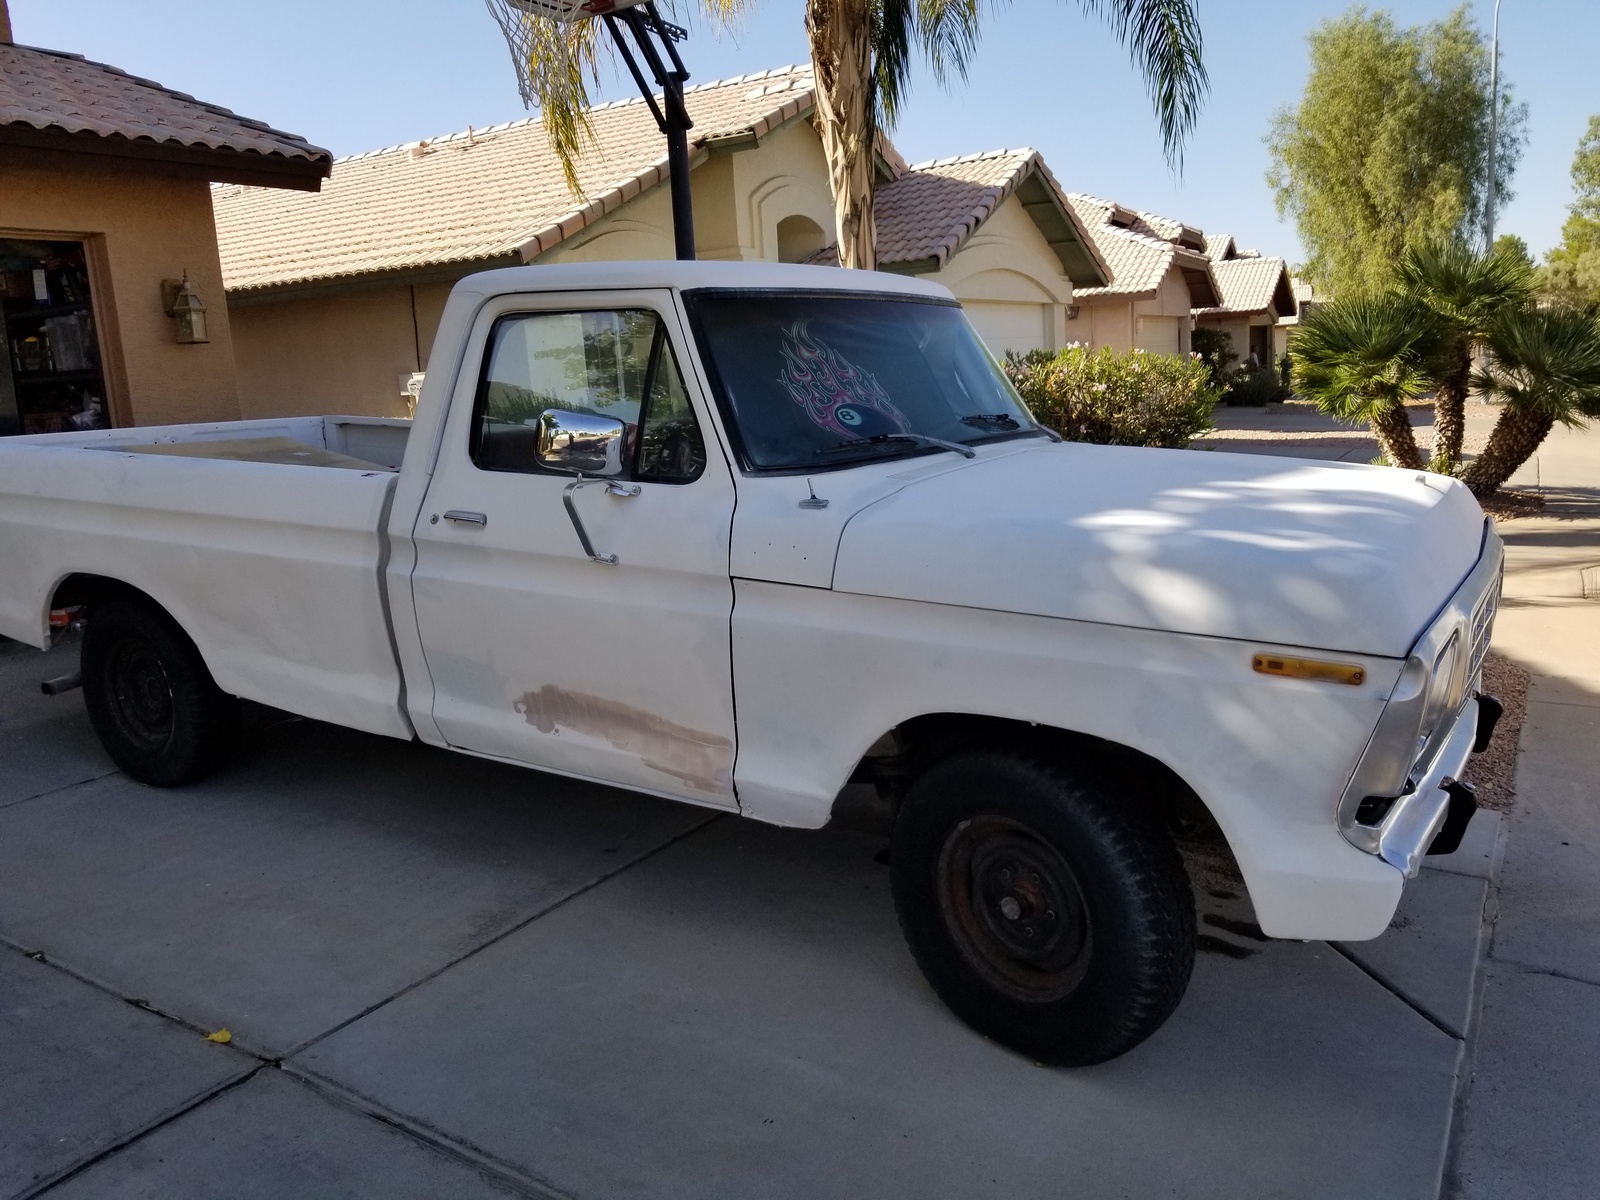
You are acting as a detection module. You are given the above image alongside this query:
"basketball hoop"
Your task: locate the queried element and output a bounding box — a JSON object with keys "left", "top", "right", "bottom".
{"left": 486, "top": 0, "right": 698, "bottom": 260}
{"left": 503, "top": 0, "right": 652, "bottom": 23}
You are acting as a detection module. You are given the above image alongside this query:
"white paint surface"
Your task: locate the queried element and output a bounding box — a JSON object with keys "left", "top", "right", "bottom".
{"left": 0, "top": 261, "right": 1500, "bottom": 942}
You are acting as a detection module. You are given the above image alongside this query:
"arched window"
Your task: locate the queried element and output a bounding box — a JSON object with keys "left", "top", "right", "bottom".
{"left": 776, "top": 215, "right": 827, "bottom": 264}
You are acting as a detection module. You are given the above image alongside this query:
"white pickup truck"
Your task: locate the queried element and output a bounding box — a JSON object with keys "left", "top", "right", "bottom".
{"left": 0, "top": 261, "right": 1503, "bottom": 1065}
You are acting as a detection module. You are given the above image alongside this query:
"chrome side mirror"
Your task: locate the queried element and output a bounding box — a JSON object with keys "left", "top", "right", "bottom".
{"left": 535, "top": 408, "right": 626, "bottom": 478}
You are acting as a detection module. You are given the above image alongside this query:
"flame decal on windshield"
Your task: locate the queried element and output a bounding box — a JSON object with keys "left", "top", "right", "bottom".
{"left": 775, "top": 320, "right": 909, "bottom": 439}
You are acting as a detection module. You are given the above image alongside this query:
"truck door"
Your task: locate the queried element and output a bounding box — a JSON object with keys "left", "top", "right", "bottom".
{"left": 408, "top": 291, "right": 738, "bottom": 808}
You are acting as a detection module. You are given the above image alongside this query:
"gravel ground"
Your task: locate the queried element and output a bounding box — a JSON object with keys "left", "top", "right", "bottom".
{"left": 1193, "top": 400, "right": 1492, "bottom": 462}
{"left": 1464, "top": 651, "right": 1531, "bottom": 812}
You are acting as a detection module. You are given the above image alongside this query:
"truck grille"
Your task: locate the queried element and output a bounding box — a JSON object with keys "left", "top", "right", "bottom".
{"left": 1468, "top": 569, "right": 1500, "bottom": 684}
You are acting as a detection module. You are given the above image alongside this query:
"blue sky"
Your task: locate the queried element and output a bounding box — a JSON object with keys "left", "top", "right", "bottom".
{"left": 12, "top": 0, "right": 1595, "bottom": 264}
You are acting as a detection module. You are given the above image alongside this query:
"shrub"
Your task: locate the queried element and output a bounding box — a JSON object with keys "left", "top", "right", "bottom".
{"left": 1222, "top": 363, "right": 1285, "bottom": 406}
{"left": 1190, "top": 327, "right": 1238, "bottom": 389}
{"left": 1003, "top": 345, "right": 1219, "bottom": 448}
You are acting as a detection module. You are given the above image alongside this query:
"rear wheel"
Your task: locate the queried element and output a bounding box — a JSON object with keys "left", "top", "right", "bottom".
{"left": 81, "top": 596, "right": 240, "bottom": 786}
{"left": 891, "top": 751, "right": 1195, "bottom": 1065}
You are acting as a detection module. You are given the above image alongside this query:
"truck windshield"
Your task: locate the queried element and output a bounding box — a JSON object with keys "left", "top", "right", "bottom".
{"left": 686, "top": 292, "right": 1047, "bottom": 471}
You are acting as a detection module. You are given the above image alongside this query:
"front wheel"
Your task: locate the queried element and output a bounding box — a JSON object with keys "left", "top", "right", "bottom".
{"left": 81, "top": 596, "right": 240, "bottom": 786}
{"left": 890, "top": 751, "right": 1195, "bottom": 1065}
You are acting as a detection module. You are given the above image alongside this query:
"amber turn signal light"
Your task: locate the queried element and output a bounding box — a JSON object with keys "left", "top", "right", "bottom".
{"left": 1252, "top": 654, "right": 1366, "bottom": 686}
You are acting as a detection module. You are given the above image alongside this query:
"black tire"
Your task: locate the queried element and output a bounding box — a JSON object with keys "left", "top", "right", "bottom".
{"left": 890, "top": 751, "right": 1195, "bottom": 1066}
{"left": 81, "top": 596, "right": 240, "bottom": 786}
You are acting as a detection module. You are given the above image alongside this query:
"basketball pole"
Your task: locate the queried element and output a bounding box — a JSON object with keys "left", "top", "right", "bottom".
{"left": 603, "top": 3, "right": 696, "bottom": 260}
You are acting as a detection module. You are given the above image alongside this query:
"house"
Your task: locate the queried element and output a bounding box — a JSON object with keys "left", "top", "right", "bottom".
{"left": 0, "top": 2, "right": 329, "bottom": 436}
{"left": 1059, "top": 194, "right": 1219, "bottom": 355}
{"left": 805, "top": 148, "right": 1111, "bottom": 357}
{"left": 214, "top": 67, "right": 1110, "bottom": 415}
{"left": 1192, "top": 235, "right": 1298, "bottom": 367}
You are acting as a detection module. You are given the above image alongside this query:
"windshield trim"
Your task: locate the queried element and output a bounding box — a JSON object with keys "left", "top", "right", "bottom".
{"left": 681, "top": 288, "right": 1047, "bottom": 476}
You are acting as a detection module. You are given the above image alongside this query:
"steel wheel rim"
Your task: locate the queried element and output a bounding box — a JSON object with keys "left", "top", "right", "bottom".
{"left": 935, "top": 815, "right": 1091, "bottom": 1003}
{"left": 104, "top": 637, "right": 175, "bottom": 752}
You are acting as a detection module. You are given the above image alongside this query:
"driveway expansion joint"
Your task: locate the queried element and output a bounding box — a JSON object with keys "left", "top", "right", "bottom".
{"left": 18, "top": 1066, "right": 266, "bottom": 1200}
{"left": 0, "top": 769, "right": 121, "bottom": 811}
{"left": 1327, "top": 941, "right": 1466, "bottom": 1041}
{"left": 274, "top": 810, "right": 726, "bottom": 1061}
{"left": 282, "top": 1064, "right": 573, "bottom": 1200}
{"left": 0, "top": 938, "right": 275, "bottom": 1064}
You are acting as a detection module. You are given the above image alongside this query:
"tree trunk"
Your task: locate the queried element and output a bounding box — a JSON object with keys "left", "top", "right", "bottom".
{"left": 1431, "top": 342, "right": 1471, "bottom": 472}
{"left": 1459, "top": 405, "right": 1556, "bottom": 497}
{"left": 1369, "top": 402, "right": 1426, "bottom": 471}
{"left": 806, "top": 0, "right": 875, "bottom": 270}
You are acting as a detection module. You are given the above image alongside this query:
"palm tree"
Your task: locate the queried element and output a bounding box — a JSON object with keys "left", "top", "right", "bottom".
{"left": 1292, "top": 294, "right": 1445, "bottom": 471}
{"left": 1392, "top": 239, "right": 1534, "bottom": 473}
{"left": 1459, "top": 305, "right": 1600, "bottom": 496}
{"left": 493, "top": 0, "right": 1207, "bottom": 269}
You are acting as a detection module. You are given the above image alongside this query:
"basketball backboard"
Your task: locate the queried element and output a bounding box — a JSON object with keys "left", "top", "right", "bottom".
{"left": 505, "top": 0, "right": 652, "bottom": 23}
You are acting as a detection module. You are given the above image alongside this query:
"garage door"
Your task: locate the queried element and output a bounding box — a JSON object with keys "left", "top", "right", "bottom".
{"left": 963, "top": 302, "right": 1048, "bottom": 359}
{"left": 1136, "top": 316, "right": 1181, "bottom": 356}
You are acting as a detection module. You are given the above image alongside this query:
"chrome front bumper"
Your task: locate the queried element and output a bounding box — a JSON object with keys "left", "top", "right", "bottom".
{"left": 1374, "top": 697, "right": 1479, "bottom": 877}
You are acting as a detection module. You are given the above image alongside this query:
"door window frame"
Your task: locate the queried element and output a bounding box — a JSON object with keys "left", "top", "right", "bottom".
{"left": 466, "top": 306, "right": 705, "bottom": 485}
{"left": 434, "top": 288, "right": 734, "bottom": 491}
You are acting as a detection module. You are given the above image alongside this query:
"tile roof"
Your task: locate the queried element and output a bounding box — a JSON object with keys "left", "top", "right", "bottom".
{"left": 1205, "top": 232, "right": 1236, "bottom": 261}
{"left": 0, "top": 42, "right": 329, "bottom": 185}
{"left": 1064, "top": 193, "right": 1216, "bottom": 303}
{"left": 1193, "top": 255, "right": 1298, "bottom": 319}
{"left": 214, "top": 66, "right": 816, "bottom": 292}
{"left": 805, "top": 148, "right": 1109, "bottom": 282}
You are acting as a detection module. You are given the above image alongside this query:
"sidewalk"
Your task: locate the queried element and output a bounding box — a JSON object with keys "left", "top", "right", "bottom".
{"left": 1445, "top": 423, "right": 1600, "bottom": 1197}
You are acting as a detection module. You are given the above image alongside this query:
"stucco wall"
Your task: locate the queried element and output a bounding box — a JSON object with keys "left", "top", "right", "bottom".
{"left": 1066, "top": 265, "right": 1195, "bottom": 358}
{"left": 1, "top": 156, "right": 240, "bottom": 426}
{"left": 228, "top": 120, "right": 846, "bottom": 420}
{"left": 924, "top": 194, "right": 1074, "bottom": 358}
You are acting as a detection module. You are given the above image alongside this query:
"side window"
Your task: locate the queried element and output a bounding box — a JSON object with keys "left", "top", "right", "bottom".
{"left": 471, "top": 309, "right": 705, "bottom": 483}
{"left": 636, "top": 324, "right": 706, "bottom": 482}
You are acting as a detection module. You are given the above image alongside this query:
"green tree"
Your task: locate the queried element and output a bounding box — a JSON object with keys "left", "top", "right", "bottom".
{"left": 489, "top": 0, "right": 1206, "bottom": 269}
{"left": 1392, "top": 238, "right": 1533, "bottom": 472}
{"left": 1541, "top": 116, "right": 1600, "bottom": 309}
{"left": 1291, "top": 293, "right": 1445, "bottom": 470}
{"left": 1267, "top": 6, "right": 1527, "bottom": 296}
{"left": 1460, "top": 306, "right": 1600, "bottom": 496}
{"left": 1492, "top": 234, "right": 1533, "bottom": 270}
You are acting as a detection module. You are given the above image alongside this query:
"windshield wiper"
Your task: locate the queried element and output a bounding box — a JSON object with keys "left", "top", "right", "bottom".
{"left": 960, "top": 412, "right": 1063, "bottom": 442}
{"left": 816, "top": 433, "right": 977, "bottom": 460}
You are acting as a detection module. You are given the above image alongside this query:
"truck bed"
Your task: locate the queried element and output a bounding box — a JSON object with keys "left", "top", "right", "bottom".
{"left": 0, "top": 415, "right": 415, "bottom": 740}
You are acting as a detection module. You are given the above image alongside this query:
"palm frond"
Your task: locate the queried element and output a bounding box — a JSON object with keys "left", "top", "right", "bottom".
{"left": 1393, "top": 237, "right": 1535, "bottom": 335}
{"left": 1472, "top": 305, "right": 1600, "bottom": 426}
{"left": 486, "top": 1, "right": 607, "bottom": 195}
{"left": 1293, "top": 293, "right": 1444, "bottom": 420}
{"left": 875, "top": 0, "right": 982, "bottom": 128}
{"left": 1076, "top": 0, "right": 1208, "bottom": 171}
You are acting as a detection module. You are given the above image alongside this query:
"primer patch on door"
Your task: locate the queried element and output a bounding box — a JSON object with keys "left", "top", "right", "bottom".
{"left": 514, "top": 686, "right": 734, "bottom": 795}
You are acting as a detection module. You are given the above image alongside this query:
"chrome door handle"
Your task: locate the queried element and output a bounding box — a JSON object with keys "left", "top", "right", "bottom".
{"left": 562, "top": 475, "right": 640, "bottom": 565}
{"left": 442, "top": 510, "right": 487, "bottom": 526}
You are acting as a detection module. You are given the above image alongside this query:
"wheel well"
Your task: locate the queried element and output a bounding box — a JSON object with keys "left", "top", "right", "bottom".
{"left": 50, "top": 573, "right": 155, "bottom": 617}
{"left": 838, "top": 713, "right": 1241, "bottom": 883}
{"left": 46, "top": 574, "right": 170, "bottom": 647}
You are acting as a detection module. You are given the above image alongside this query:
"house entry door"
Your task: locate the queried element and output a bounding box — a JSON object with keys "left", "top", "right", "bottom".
{"left": 0, "top": 239, "right": 110, "bottom": 437}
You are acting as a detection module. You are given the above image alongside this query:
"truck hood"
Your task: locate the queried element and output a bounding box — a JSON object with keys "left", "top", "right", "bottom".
{"left": 830, "top": 441, "right": 1486, "bottom": 657}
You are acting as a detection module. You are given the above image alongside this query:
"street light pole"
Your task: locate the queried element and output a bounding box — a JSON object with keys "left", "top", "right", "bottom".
{"left": 1484, "top": 0, "right": 1503, "bottom": 252}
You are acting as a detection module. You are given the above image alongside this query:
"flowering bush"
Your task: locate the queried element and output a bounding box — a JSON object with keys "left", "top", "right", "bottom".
{"left": 1003, "top": 345, "right": 1219, "bottom": 448}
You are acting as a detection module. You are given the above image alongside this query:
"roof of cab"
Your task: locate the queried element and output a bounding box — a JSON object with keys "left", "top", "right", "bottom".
{"left": 449, "top": 259, "right": 957, "bottom": 301}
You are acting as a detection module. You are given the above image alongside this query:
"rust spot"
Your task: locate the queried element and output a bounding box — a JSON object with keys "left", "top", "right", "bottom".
{"left": 513, "top": 686, "right": 734, "bottom": 795}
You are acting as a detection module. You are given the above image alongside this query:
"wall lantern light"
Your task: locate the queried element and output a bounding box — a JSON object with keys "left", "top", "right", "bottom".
{"left": 161, "top": 274, "right": 210, "bottom": 343}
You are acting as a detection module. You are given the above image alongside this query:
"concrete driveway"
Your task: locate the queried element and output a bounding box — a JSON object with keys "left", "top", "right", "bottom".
{"left": 0, "top": 636, "right": 1498, "bottom": 1199}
